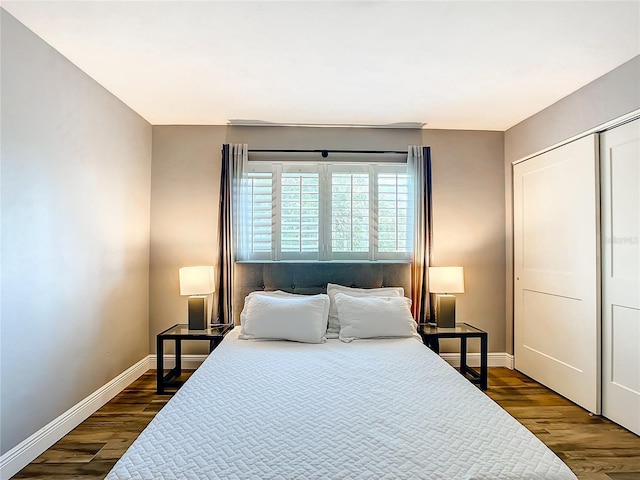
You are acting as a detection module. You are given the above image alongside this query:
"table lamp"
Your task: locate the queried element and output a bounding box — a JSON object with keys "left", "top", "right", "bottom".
{"left": 428, "top": 266, "right": 464, "bottom": 328}
{"left": 179, "top": 266, "right": 215, "bottom": 330}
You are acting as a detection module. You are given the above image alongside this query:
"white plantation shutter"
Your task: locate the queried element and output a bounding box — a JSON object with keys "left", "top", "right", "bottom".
{"left": 246, "top": 172, "right": 273, "bottom": 256}
{"left": 237, "top": 163, "right": 273, "bottom": 261}
{"left": 330, "top": 165, "right": 370, "bottom": 260}
{"left": 377, "top": 168, "right": 411, "bottom": 258}
{"left": 280, "top": 166, "right": 320, "bottom": 259}
{"left": 237, "top": 160, "right": 412, "bottom": 261}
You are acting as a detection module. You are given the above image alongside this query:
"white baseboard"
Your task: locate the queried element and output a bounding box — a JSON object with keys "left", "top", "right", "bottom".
{"left": 440, "top": 352, "right": 514, "bottom": 369}
{"left": 0, "top": 356, "right": 150, "bottom": 480}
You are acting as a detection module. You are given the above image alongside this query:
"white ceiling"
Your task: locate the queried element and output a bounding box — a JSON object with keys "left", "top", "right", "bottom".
{"left": 2, "top": 1, "right": 639, "bottom": 130}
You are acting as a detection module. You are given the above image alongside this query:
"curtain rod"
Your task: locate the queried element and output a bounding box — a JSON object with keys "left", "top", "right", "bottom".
{"left": 249, "top": 148, "right": 407, "bottom": 157}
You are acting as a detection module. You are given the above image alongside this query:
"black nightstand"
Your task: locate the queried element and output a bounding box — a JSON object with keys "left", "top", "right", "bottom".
{"left": 156, "top": 323, "right": 233, "bottom": 394}
{"left": 418, "top": 322, "right": 488, "bottom": 390}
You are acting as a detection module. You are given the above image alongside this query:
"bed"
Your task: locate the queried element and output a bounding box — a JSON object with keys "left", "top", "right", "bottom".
{"left": 106, "top": 263, "right": 577, "bottom": 480}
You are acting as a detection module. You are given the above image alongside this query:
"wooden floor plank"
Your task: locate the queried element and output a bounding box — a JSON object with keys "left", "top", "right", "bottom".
{"left": 11, "top": 368, "right": 640, "bottom": 479}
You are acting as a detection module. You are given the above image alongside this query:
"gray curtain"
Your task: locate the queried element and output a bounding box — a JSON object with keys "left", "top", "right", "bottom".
{"left": 408, "top": 145, "right": 433, "bottom": 322}
{"left": 216, "top": 143, "right": 247, "bottom": 324}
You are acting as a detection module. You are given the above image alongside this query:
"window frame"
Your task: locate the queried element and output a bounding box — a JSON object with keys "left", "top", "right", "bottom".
{"left": 238, "top": 159, "right": 412, "bottom": 262}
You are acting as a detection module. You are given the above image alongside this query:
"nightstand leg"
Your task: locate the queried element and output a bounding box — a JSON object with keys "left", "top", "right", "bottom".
{"left": 460, "top": 337, "right": 468, "bottom": 375}
{"left": 481, "top": 334, "right": 488, "bottom": 390}
{"left": 157, "top": 337, "right": 164, "bottom": 394}
{"left": 429, "top": 337, "right": 440, "bottom": 354}
{"left": 175, "top": 339, "right": 182, "bottom": 376}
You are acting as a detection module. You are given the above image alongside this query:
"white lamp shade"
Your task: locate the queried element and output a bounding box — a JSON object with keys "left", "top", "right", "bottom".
{"left": 179, "top": 266, "right": 215, "bottom": 296}
{"left": 428, "top": 266, "right": 465, "bottom": 293}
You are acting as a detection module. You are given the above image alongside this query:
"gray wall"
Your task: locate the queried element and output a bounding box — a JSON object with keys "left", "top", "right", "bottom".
{"left": 226, "top": 125, "right": 421, "bottom": 150}
{"left": 423, "top": 130, "right": 506, "bottom": 352}
{"left": 149, "top": 126, "right": 506, "bottom": 353}
{"left": 149, "top": 126, "right": 226, "bottom": 353}
{"left": 503, "top": 55, "right": 640, "bottom": 354}
{"left": 0, "top": 11, "right": 152, "bottom": 455}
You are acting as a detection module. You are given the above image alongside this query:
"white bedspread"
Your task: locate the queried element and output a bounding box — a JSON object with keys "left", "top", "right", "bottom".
{"left": 106, "top": 330, "right": 577, "bottom": 479}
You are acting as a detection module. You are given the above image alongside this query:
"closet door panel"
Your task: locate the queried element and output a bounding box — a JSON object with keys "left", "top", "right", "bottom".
{"left": 601, "top": 118, "right": 640, "bottom": 435}
{"left": 514, "top": 134, "right": 600, "bottom": 414}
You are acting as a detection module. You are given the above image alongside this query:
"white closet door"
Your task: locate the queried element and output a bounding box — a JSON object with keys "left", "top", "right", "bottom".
{"left": 601, "top": 119, "right": 640, "bottom": 435}
{"left": 514, "top": 135, "right": 600, "bottom": 413}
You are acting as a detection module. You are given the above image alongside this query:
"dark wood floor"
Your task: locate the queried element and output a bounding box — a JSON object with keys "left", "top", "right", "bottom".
{"left": 13, "top": 368, "right": 640, "bottom": 479}
{"left": 484, "top": 369, "right": 640, "bottom": 480}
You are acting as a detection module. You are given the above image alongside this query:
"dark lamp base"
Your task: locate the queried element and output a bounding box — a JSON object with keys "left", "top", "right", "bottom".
{"left": 188, "top": 296, "right": 208, "bottom": 330}
{"left": 435, "top": 294, "right": 456, "bottom": 328}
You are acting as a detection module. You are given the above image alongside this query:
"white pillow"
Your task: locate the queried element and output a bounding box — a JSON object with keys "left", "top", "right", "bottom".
{"left": 326, "top": 283, "right": 405, "bottom": 336}
{"left": 238, "top": 291, "right": 300, "bottom": 327}
{"left": 239, "top": 293, "right": 329, "bottom": 344}
{"left": 334, "top": 293, "right": 417, "bottom": 342}
{"left": 241, "top": 290, "right": 323, "bottom": 329}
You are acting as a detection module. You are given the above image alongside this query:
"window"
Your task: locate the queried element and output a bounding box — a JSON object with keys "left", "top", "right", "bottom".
{"left": 377, "top": 170, "right": 411, "bottom": 255}
{"left": 331, "top": 169, "right": 370, "bottom": 255}
{"left": 237, "top": 160, "right": 412, "bottom": 261}
{"left": 280, "top": 169, "right": 320, "bottom": 255}
{"left": 242, "top": 172, "right": 272, "bottom": 255}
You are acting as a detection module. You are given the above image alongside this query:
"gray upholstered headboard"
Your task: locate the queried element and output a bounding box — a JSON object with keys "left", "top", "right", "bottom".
{"left": 233, "top": 262, "right": 411, "bottom": 325}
